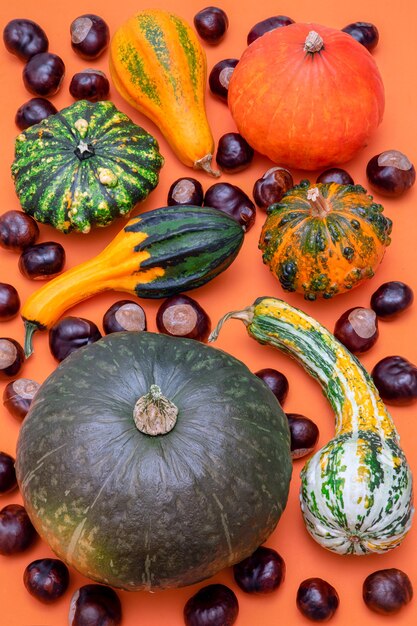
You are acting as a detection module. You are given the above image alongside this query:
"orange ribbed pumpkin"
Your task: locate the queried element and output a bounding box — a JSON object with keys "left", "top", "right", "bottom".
{"left": 228, "top": 23, "right": 385, "bottom": 170}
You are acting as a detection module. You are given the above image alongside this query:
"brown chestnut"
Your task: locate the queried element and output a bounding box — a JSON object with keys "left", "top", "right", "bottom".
{"left": 69, "top": 584, "right": 122, "bottom": 625}
{"left": 334, "top": 307, "right": 379, "bottom": 354}
{"left": 286, "top": 413, "right": 319, "bottom": 459}
{"left": 247, "top": 15, "right": 294, "bottom": 45}
{"left": 0, "top": 338, "right": 25, "bottom": 378}
{"left": 19, "top": 241, "right": 66, "bottom": 280}
{"left": 24, "top": 558, "right": 70, "bottom": 603}
{"left": 0, "top": 210, "right": 39, "bottom": 251}
{"left": 209, "top": 58, "right": 238, "bottom": 101}
{"left": 0, "top": 452, "right": 17, "bottom": 495}
{"left": 103, "top": 300, "right": 147, "bottom": 334}
{"left": 184, "top": 584, "right": 238, "bottom": 626}
{"left": 49, "top": 316, "right": 102, "bottom": 362}
{"left": 370, "top": 281, "right": 414, "bottom": 319}
{"left": 366, "top": 150, "right": 415, "bottom": 197}
{"left": 3, "top": 378, "right": 40, "bottom": 420}
{"left": 0, "top": 283, "right": 20, "bottom": 321}
{"left": 167, "top": 177, "right": 204, "bottom": 206}
{"left": 233, "top": 546, "right": 285, "bottom": 594}
{"left": 372, "top": 356, "right": 417, "bottom": 405}
{"left": 204, "top": 182, "right": 256, "bottom": 231}
{"left": 3, "top": 19, "right": 48, "bottom": 61}
{"left": 15, "top": 97, "right": 57, "bottom": 130}
{"left": 0, "top": 504, "right": 37, "bottom": 555}
{"left": 296, "top": 578, "right": 339, "bottom": 621}
{"left": 255, "top": 368, "right": 289, "bottom": 405}
{"left": 363, "top": 568, "right": 413, "bottom": 614}
{"left": 253, "top": 167, "right": 294, "bottom": 210}
{"left": 70, "top": 15, "right": 110, "bottom": 59}
{"left": 23, "top": 52, "right": 65, "bottom": 97}
{"left": 316, "top": 168, "right": 354, "bottom": 185}
{"left": 69, "top": 69, "right": 110, "bottom": 102}
{"left": 156, "top": 295, "right": 211, "bottom": 342}
{"left": 342, "top": 22, "right": 379, "bottom": 51}
{"left": 216, "top": 133, "right": 254, "bottom": 173}
{"left": 193, "top": 7, "right": 229, "bottom": 45}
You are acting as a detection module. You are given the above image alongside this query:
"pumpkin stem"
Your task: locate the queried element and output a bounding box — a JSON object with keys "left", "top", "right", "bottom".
{"left": 133, "top": 384, "right": 178, "bottom": 436}
{"left": 304, "top": 31, "right": 324, "bottom": 53}
{"left": 194, "top": 154, "right": 221, "bottom": 178}
{"left": 307, "top": 187, "right": 331, "bottom": 217}
{"left": 208, "top": 306, "right": 255, "bottom": 343}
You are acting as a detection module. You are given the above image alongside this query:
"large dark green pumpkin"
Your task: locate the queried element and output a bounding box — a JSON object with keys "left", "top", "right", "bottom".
{"left": 11, "top": 100, "right": 164, "bottom": 233}
{"left": 16, "top": 332, "right": 292, "bottom": 591}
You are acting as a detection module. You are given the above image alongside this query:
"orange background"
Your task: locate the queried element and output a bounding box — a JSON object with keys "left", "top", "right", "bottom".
{"left": 0, "top": 0, "right": 416, "bottom": 624}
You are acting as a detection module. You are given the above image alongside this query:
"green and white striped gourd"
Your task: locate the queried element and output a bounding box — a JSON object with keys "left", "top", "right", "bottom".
{"left": 210, "top": 296, "right": 414, "bottom": 555}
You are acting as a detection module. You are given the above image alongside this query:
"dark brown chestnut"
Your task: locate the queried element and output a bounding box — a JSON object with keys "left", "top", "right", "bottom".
{"left": 366, "top": 150, "right": 416, "bottom": 197}
{"left": 167, "top": 177, "right": 204, "bottom": 206}
{"left": 0, "top": 452, "right": 17, "bottom": 495}
{"left": 342, "top": 22, "right": 379, "bottom": 51}
{"left": 156, "top": 295, "right": 211, "bottom": 342}
{"left": 69, "top": 69, "right": 110, "bottom": 102}
{"left": 23, "top": 52, "right": 65, "bottom": 97}
{"left": 209, "top": 58, "right": 238, "bottom": 101}
{"left": 15, "top": 97, "right": 57, "bottom": 130}
{"left": 3, "top": 19, "right": 48, "bottom": 61}
{"left": 316, "top": 168, "right": 354, "bottom": 185}
{"left": 286, "top": 413, "right": 319, "bottom": 459}
{"left": 0, "top": 504, "right": 37, "bottom": 555}
{"left": 184, "top": 583, "right": 239, "bottom": 626}
{"left": 247, "top": 15, "right": 294, "bottom": 45}
{"left": 19, "top": 241, "right": 66, "bottom": 280}
{"left": 49, "top": 316, "right": 102, "bottom": 362}
{"left": 372, "top": 356, "right": 417, "bottom": 405}
{"left": 334, "top": 307, "right": 379, "bottom": 354}
{"left": 233, "top": 546, "right": 285, "bottom": 594}
{"left": 70, "top": 15, "right": 110, "bottom": 59}
{"left": 253, "top": 167, "right": 294, "bottom": 210}
{"left": 0, "top": 338, "right": 25, "bottom": 378}
{"left": 363, "top": 568, "right": 413, "bottom": 615}
{"left": 103, "top": 300, "right": 147, "bottom": 334}
{"left": 204, "top": 182, "right": 256, "bottom": 231}
{"left": 0, "top": 283, "right": 20, "bottom": 321}
{"left": 216, "top": 133, "right": 254, "bottom": 173}
{"left": 193, "top": 7, "right": 229, "bottom": 45}
{"left": 0, "top": 210, "right": 39, "bottom": 251}
{"left": 24, "top": 558, "right": 70, "bottom": 603}
{"left": 3, "top": 378, "right": 40, "bottom": 420}
{"left": 69, "top": 584, "right": 122, "bottom": 625}
{"left": 371, "top": 281, "right": 414, "bottom": 319}
{"left": 255, "top": 368, "right": 289, "bottom": 405}
{"left": 296, "top": 578, "right": 340, "bottom": 621}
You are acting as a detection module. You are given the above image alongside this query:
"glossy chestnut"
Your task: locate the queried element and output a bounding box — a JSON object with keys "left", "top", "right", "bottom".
{"left": 23, "top": 52, "right": 65, "bottom": 97}
{"left": 3, "top": 378, "right": 40, "bottom": 420}
{"left": 0, "top": 338, "right": 25, "bottom": 378}
{"left": 209, "top": 58, "right": 238, "bottom": 101}
{"left": 247, "top": 15, "right": 294, "bottom": 45}
{"left": 366, "top": 150, "right": 416, "bottom": 197}
{"left": 69, "top": 584, "right": 122, "bottom": 625}
{"left": 19, "top": 241, "right": 65, "bottom": 280}
{"left": 371, "top": 356, "right": 417, "bottom": 405}
{"left": 0, "top": 210, "right": 39, "bottom": 252}
{"left": 3, "top": 19, "right": 48, "bottom": 61}
{"left": 233, "top": 546, "right": 285, "bottom": 594}
{"left": 69, "top": 69, "right": 110, "bottom": 102}
{"left": 216, "top": 133, "right": 254, "bottom": 173}
{"left": 296, "top": 578, "right": 340, "bottom": 621}
{"left": 167, "top": 177, "right": 204, "bottom": 206}
{"left": 255, "top": 368, "right": 289, "bottom": 405}
{"left": 204, "top": 182, "right": 256, "bottom": 231}
{"left": 103, "top": 300, "right": 147, "bottom": 334}
{"left": 0, "top": 283, "right": 20, "bottom": 321}
{"left": 363, "top": 568, "right": 413, "bottom": 615}
{"left": 70, "top": 14, "right": 110, "bottom": 59}
{"left": 0, "top": 452, "right": 17, "bottom": 495}
{"left": 0, "top": 504, "right": 37, "bottom": 555}
{"left": 156, "top": 295, "right": 211, "bottom": 342}
{"left": 253, "top": 167, "right": 294, "bottom": 210}
{"left": 342, "top": 22, "right": 379, "bottom": 51}
{"left": 316, "top": 168, "right": 354, "bottom": 185}
{"left": 184, "top": 583, "right": 239, "bottom": 626}
{"left": 334, "top": 307, "right": 379, "bottom": 353}
{"left": 371, "top": 281, "right": 414, "bottom": 319}
{"left": 193, "top": 7, "right": 229, "bottom": 44}
{"left": 49, "top": 316, "right": 102, "bottom": 362}
{"left": 15, "top": 97, "right": 57, "bottom": 130}
{"left": 286, "top": 413, "right": 319, "bottom": 459}
{"left": 24, "top": 558, "right": 70, "bottom": 603}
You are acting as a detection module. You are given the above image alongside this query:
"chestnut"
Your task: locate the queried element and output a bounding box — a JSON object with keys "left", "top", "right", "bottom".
{"left": 193, "top": 7, "right": 229, "bottom": 45}
{"left": 247, "top": 15, "right": 294, "bottom": 45}
{"left": 0, "top": 283, "right": 20, "bottom": 321}
{"left": 3, "top": 18, "right": 48, "bottom": 61}
{"left": 316, "top": 168, "right": 354, "bottom": 185}
{"left": 233, "top": 546, "right": 285, "bottom": 594}
{"left": 70, "top": 14, "right": 110, "bottom": 59}
{"left": 0, "top": 504, "right": 37, "bottom": 555}
{"left": 69, "top": 584, "right": 122, "bottom": 625}
{"left": 371, "top": 281, "right": 414, "bottom": 319}
{"left": 19, "top": 241, "right": 65, "bottom": 280}
{"left": 156, "top": 295, "right": 211, "bottom": 342}
{"left": 253, "top": 167, "right": 294, "bottom": 210}
{"left": 216, "top": 133, "right": 254, "bottom": 173}
{"left": 167, "top": 177, "right": 204, "bottom": 206}
{"left": 286, "top": 413, "right": 319, "bottom": 459}
{"left": 342, "top": 22, "right": 379, "bottom": 51}
{"left": 184, "top": 583, "right": 239, "bottom": 626}
{"left": 0, "top": 210, "right": 39, "bottom": 251}
{"left": 255, "top": 368, "right": 289, "bottom": 405}
{"left": 371, "top": 356, "right": 417, "bottom": 405}
{"left": 296, "top": 578, "right": 340, "bottom": 621}
{"left": 15, "top": 97, "right": 57, "bottom": 130}
{"left": 103, "top": 300, "right": 147, "bottom": 334}
{"left": 23, "top": 52, "right": 65, "bottom": 97}
{"left": 204, "top": 182, "right": 256, "bottom": 231}
{"left": 209, "top": 58, "right": 238, "bottom": 101}
{"left": 0, "top": 338, "right": 25, "bottom": 378}
{"left": 363, "top": 568, "right": 413, "bottom": 615}
{"left": 49, "top": 316, "right": 102, "bottom": 362}
{"left": 24, "top": 558, "right": 70, "bottom": 603}
{"left": 3, "top": 378, "right": 40, "bottom": 420}
{"left": 366, "top": 150, "right": 415, "bottom": 197}
{"left": 334, "top": 307, "right": 379, "bottom": 354}
{"left": 69, "top": 69, "right": 110, "bottom": 102}
{"left": 0, "top": 452, "right": 17, "bottom": 495}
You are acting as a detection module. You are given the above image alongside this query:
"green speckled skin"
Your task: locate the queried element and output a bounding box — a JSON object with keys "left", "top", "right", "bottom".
{"left": 11, "top": 100, "right": 164, "bottom": 234}
{"left": 15, "top": 333, "right": 291, "bottom": 590}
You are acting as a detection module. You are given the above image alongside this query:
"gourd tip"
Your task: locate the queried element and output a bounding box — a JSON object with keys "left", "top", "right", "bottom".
{"left": 23, "top": 321, "right": 39, "bottom": 359}
{"left": 194, "top": 154, "right": 221, "bottom": 178}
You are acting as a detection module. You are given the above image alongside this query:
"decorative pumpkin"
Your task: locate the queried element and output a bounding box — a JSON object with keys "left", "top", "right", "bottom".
{"left": 228, "top": 23, "right": 385, "bottom": 170}
{"left": 259, "top": 181, "right": 392, "bottom": 300}
{"left": 11, "top": 100, "right": 164, "bottom": 234}
{"left": 210, "top": 297, "right": 414, "bottom": 555}
{"left": 15, "top": 332, "right": 292, "bottom": 590}
{"left": 21, "top": 205, "right": 244, "bottom": 356}
{"left": 110, "top": 9, "right": 219, "bottom": 176}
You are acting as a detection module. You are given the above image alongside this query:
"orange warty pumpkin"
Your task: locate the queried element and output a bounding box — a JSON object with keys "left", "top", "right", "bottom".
{"left": 228, "top": 23, "right": 385, "bottom": 170}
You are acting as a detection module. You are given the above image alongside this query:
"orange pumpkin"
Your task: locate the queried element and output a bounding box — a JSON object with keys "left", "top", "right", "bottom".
{"left": 228, "top": 23, "right": 385, "bottom": 170}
